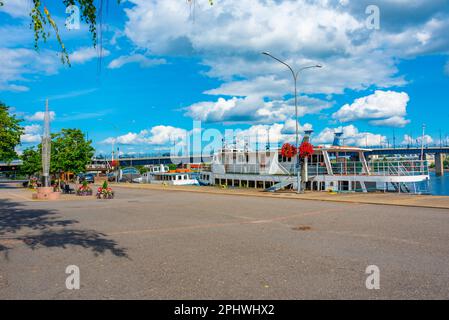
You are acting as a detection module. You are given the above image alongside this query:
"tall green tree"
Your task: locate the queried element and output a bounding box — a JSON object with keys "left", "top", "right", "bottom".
{"left": 20, "top": 147, "right": 42, "bottom": 177}
{"left": 0, "top": 102, "right": 23, "bottom": 162}
{"left": 51, "top": 128, "right": 95, "bottom": 177}
{"left": 19, "top": 129, "right": 95, "bottom": 179}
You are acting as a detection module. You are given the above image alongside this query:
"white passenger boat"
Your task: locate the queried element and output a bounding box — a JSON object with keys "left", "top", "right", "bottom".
{"left": 199, "top": 133, "right": 430, "bottom": 194}
{"left": 134, "top": 165, "right": 199, "bottom": 186}
{"left": 133, "top": 164, "right": 169, "bottom": 183}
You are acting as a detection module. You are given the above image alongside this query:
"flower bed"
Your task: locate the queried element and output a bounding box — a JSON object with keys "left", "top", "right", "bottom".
{"left": 96, "top": 181, "right": 115, "bottom": 199}
{"left": 28, "top": 177, "right": 39, "bottom": 189}
{"left": 77, "top": 181, "right": 93, "bottom": 196}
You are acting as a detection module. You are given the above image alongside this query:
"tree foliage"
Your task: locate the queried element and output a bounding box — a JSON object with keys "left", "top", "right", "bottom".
{"left": 20, "top": 128, "right": 95, "bottom": 178}
{"left": 20, "top": 147, "right": 42, "bottom": 176}
{"left": 0, "top": 102, "right": 23, "bottom": 162}
{"left": 51, "top": 128, "right": 95, "bottom": 175}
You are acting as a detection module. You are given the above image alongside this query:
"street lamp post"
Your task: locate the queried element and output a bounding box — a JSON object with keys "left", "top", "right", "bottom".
{"left": 99, "top": 119, "right": 121, "bottom": 182}
{"left": 262, "top": 52, "right": 322, "bottom": 193}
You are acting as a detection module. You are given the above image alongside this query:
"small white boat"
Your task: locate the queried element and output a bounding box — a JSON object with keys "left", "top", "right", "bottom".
{"left": 134, "top": 165, "right": 199, "bottom": 186}
{"left": 133, "top": 164, "right": 169, "bottom": 183}
{"left": 150, "top": 171, "right": 200, "bottom": 186}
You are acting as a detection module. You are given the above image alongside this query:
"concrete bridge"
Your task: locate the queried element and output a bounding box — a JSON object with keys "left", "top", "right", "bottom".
{"left": 365, "top": 147, "right": 449, "bottom": 176}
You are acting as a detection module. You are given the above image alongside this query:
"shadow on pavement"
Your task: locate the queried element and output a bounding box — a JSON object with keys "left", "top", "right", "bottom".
{"left": 0, "top": 198, "right": 128, "bottom": 259}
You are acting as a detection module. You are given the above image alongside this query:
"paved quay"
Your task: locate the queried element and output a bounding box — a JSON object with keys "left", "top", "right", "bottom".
{"left": 110, "top": 182, "right": 449, "bottom": 210}
{"left": 1, "top": 183, "right": 449, "bottom": 299}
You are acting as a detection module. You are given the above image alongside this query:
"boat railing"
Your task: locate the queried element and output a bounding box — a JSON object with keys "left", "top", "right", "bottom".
{"left": 368, "top": 160, "right": 428, "bottom": 176}
{"left": 307, "top": 163, "right": 329, "bottom": 175}
{"left": 223, "top": 160, "right": 429, "bottom": 176}
{"left": 311, "top": 160, "right": 428, "bottom": 176}
{"left": 224, "top": 164, "right": 263, "bottom": 174}
{"left": 330, "top": 162, "right": 364, "bottom": 175}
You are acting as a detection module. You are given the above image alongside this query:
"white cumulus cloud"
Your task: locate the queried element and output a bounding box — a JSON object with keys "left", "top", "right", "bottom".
{"left": 102, "top": 125, "right": 187, "bottom": 146}
{"left": 332, "top": 90, "right": 410, "bottom": 127}
{"left": 314, "top": 125, "right": 386, "bottom": 147}
{"left": 25, "top": 111, "right": 56, "bottom": 121}
{"left": 20, "top": 124, "right": 42, "bottom": 144}
{"left": 69, "top": 47, "right": 110, "bottom": 64}
{"left": 402, "top": 134, "right": 433, "bottom": 146}
{"left": 185, "top": 95, "right": 332, "bottom": 124}
{"left": 0, "top": 0, "right": 32, "bottom": 18}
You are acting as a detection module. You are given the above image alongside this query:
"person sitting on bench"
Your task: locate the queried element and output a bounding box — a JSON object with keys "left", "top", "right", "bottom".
{"left": 63, "top": 183, "right": 75, "bottom": 194}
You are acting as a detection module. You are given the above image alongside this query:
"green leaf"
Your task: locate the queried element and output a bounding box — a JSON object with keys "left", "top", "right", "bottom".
{"left": 0, "top": 102, "right": 24, "bottom": 163}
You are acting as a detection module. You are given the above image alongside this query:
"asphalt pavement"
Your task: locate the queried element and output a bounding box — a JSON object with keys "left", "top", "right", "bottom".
{"left": 1, "top": 184, "right": 449, "bottom": 299}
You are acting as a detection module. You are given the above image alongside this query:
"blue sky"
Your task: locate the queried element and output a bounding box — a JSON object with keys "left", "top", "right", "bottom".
{"left": 1, "top": 0, "right": 448, "bottom": 156}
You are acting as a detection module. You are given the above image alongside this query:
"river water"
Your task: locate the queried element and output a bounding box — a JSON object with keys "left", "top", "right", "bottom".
{"left": 429, "top": 172, "right": 449, "bottom": 196}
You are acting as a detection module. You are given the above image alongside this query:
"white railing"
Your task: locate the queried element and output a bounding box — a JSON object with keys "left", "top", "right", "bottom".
{"left": 368, "top": 160, "right": 428, "bottom": 176}
{"left": 221, "top": 160, "right": 429, "bottom": 177}
{"left": 224, "top": 164, "right": 263, "bottom": 174}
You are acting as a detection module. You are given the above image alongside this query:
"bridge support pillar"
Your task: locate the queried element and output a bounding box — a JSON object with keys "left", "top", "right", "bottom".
{"left": 435, "top": 153, "right": 444, "bottom": 176}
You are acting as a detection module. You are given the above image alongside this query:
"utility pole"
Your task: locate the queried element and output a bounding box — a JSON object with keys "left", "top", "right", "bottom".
{"left": 420, "top": 124, "right": 426, "bottom": 161}
{"left": 393, "top": 128, "right": 396, "bottom": 149}
{"left": 266, "top": 127, "right": 270, "bottom": 151}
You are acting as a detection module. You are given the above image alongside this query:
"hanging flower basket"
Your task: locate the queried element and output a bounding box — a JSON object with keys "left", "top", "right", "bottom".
{"left": 299, "top": 142, "right": 314, "bottom": 158}
{"left": 281, "top": 143, "right": 297, "bottom": 158}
